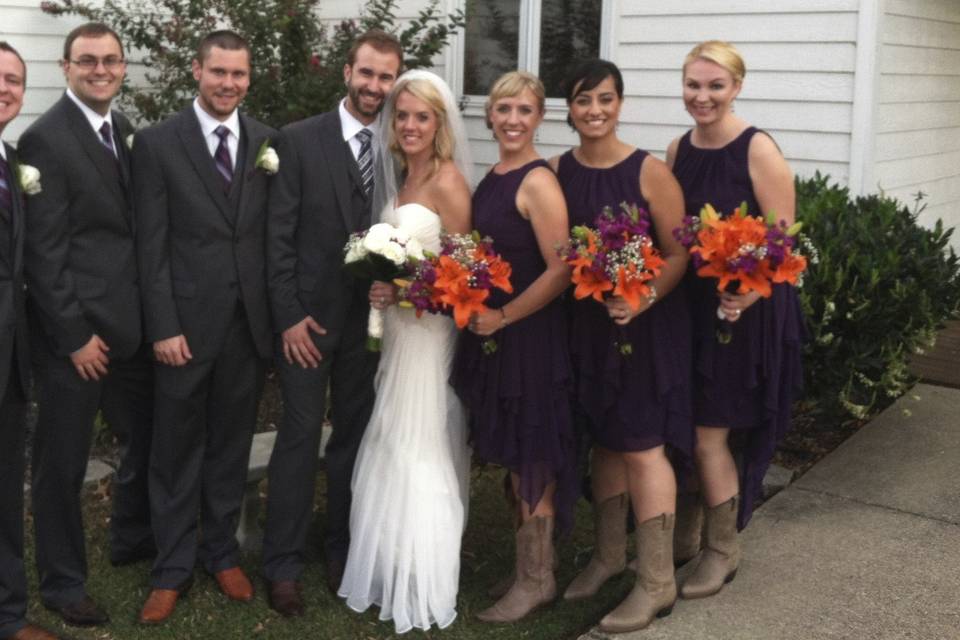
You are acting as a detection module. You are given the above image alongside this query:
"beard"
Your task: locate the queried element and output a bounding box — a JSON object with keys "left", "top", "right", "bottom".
{"left": 347, "top": 82, "right": 385, "bottom": 118}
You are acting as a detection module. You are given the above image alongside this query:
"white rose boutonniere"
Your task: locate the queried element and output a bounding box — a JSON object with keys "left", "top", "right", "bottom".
{"left": 255, "top": 139, "right": 279, "bottom": 175}
{"left": 17, "top": 164, "right": 42, "bottom": 196}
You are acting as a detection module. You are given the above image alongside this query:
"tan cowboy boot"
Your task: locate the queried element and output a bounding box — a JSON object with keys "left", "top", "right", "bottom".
{"left": 563, "top": 493, "right": 628, "bottom": 600}
{"left": 680, "top": 496, "right": 740, "bottom": 599}
{"left": 477, "top": 516, "right": 556, "bottom": 623}
{"left": 598, "top": 513, "right": 677, "bottom": 633}
{"left": 673, "top": 490, "right": 704, "bottom": 566}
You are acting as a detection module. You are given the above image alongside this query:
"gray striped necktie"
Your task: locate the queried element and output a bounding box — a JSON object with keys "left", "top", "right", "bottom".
{"left": 356, "top": 128, "right": 374, "bottom": 197}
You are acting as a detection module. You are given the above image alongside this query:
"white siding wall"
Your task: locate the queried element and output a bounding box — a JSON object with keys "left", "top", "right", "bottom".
{"left": 612, "top": 0, "right": 860, "bottom": 183}
{"left": 874, "top": 0, "right": 960, "bottom": 245}
{"left": 0, "top": 0, "right": 89, "bottom": 140}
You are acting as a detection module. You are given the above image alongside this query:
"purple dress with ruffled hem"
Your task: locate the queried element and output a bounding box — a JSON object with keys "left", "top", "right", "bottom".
{"left": 557, "top": 149, "right": 693, "bottom": 467}
{"left": 451, "top": 159, "right": 578, "bottom": 535}
{"left": 672, "top": 127, "right": 805, "bottom": 529}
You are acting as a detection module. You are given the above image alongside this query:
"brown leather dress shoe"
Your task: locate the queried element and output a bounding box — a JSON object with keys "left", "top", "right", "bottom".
{"left": 215, "top": 567, "right": 254, "bottom": 602}
{"left": 8, "top": 623, "right": 72, "bottom": 640}
{"left": 138, "top": 589, "right": 180, "bottom": 625}
{"left": 267, "top": 580, "right": 304, "bottom": 617}
{"left": 43, "top": 595, "right": 109, "bottom": 627}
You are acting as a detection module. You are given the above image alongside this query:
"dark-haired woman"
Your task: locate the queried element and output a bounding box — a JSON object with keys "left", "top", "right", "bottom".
{"left": 666, "top": 40, "right": 804, "bottom": 600}
{"left": 549, "top": 59, "right": 693, "bottom": 633}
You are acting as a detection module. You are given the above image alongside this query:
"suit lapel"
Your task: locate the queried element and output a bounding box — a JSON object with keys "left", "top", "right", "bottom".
{"left": 233, "top": 114, "right": 261, "bottom": 228}
{"left": 177, "top": 106, "right": 233, "bottom": 226}
{"left": 5, "top": 144, "right": 24, "bottom": 272}
{"left": 320, "top": 112, "right": 361, "bottom": 232}
{"left": 60, "top": 96, "right": 128, "bottom": 216}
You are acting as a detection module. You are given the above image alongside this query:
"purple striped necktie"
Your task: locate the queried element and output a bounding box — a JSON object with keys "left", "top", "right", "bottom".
{"left": 356, "top": 128, "right": 374, "bottom": 197}
{"left": 99, "top": 121, "right": 117, "bottom": 157}
{"left": 0, "top": 155, "right": 13, "bottom": 212}
{"left": 213, "top": 125, "right": 233, "bottom": 192}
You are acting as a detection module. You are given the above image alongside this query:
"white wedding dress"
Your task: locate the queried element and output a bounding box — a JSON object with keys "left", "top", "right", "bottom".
{"left": 338, "top": 203, "right": 471, "bottom": 634}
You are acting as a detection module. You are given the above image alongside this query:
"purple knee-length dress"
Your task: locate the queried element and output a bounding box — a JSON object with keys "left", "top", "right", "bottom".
{"left": 672, "top": 127, "right": 805, "bottom": 529}
{"left": 451, "top": 159, "right": 578, "bottom": 534}
{"left": 557, "top": 149, "right": 693, "bottom": 466}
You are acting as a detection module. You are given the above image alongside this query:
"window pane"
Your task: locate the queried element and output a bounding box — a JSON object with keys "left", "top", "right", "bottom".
{"left": 539, "top": 0, "right": 602, "bottom": 98}
{"left": 463, "top": 0, "right": 520, "bottom": 96}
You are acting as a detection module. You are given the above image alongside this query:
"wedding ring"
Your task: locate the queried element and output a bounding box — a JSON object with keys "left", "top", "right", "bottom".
{"left": 380, "top": 296, "right": 385, "bottom": 304}
{"left": 733, "top": 308, "right": 741, "bottom": 317}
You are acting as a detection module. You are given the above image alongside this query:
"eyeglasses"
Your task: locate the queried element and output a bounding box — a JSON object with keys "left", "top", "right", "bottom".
{"left": 69, "top": 56, "right": 126, "bottom": 70}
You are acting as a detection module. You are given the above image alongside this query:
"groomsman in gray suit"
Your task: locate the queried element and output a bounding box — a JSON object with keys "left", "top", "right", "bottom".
{"left": 18, "top": 22, "right": 153, "bottom": 629}
{"left": 0, "top": 40, "right": 66, "bottom": 640}
{"left": 263, "top": 29, "right": 402, "bottom": 616}
{"left": 132, "top": 30, "right": 275, "bottom": 625}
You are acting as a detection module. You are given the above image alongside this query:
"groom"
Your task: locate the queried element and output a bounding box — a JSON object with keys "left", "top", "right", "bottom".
{"left": 263, "top": 29, "right": 402, "bottom": 615}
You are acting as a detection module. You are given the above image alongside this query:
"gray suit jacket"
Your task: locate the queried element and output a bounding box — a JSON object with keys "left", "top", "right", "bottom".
{"left": 267, "top": 109, "right": 371, "bottom": 340}
{"left": 133, "top": 104, "right": 275, "bottom": 361}
{"left": 18, "top": 94, "right": 141, "bottom": 359}
{"left": 0, "top": 143, "right": 30, "bottom": 398}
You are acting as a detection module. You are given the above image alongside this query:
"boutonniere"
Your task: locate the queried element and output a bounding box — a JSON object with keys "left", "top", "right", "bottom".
{"left": 254, "top": 139, "right": 279, "bottom": 175}
{"left": 16, "top": 163, "right": 42, "bottom": 196}
{"left": 126, "top": 134, "right": 135, "bottom": 150}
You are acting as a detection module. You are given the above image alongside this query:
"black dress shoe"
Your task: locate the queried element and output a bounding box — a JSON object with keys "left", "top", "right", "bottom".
{"left": 44, "top": 595, "right": 109, "bottom": 627}
{"left": 267, "top": 580, "right": 304, "bottom": 617}
{"left": 324, "top": 556, "right": 345, "bottom": 596}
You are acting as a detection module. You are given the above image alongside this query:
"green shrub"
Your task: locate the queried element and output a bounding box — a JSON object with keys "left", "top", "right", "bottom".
{"left": 41, "top": 0, "right": 464, "bottom": 128}
{"left": 796, "top": 173, "right": 960, "bottom": 420}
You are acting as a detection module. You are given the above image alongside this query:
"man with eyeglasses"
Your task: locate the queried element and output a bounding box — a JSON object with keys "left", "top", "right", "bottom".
{"left": 17, "top": 22, "right": 154, "bottom": 629}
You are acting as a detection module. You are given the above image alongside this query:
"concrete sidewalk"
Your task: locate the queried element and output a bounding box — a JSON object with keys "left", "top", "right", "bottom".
{"left": 581, "top": 383, "right": 960, "bottom": 640}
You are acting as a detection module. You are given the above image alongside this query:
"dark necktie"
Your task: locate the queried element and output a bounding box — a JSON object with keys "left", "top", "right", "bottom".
{"left": 0, "top": 155, "right": 13, "bottom": 213}
{"left": 356, "top": 128, "right": 374, "bottom": 197}
{"left": 99, "top": 121, "right": 117, "bottom": 157}
{"left": 214, "top": 125, "right": 233, "bottom": 192}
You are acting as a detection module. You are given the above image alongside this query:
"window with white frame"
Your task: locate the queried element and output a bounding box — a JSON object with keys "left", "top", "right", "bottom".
{"left": 460, "top": 0, "right": 609, "bottom": 99}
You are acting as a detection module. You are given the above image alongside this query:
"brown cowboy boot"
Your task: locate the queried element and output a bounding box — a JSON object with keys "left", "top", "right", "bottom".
{"left": 673, "top": 490, "right": 704, "bottom": 566}
{"left": 598, "top": 513, "right": 677, "bottom": 633}
{"left": 563, "top": 493, "right": 628, "bottom": 600}
{"left": 680, "top": 495, "right": 740, "bottom": 599}
{"left": 476, "top": 516, "right": 556, "bottom": 623}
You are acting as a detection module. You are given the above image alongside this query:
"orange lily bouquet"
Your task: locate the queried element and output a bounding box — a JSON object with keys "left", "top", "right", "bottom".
{"left": 561, "top": 203, "right": 665, "bottom": 354}
{"left": 393, "top": 231, "right": 513, "bottom": 352}
{"left": 431, "top": 231, "right": 513, "bottom": 332}
{"left": 673, "top": 202, "right": 807, "bottom": 342}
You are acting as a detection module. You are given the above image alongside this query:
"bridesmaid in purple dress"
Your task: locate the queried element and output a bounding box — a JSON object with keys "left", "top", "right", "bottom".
{"left": 666, "top": 41, "right": 804, "bottom": 600}
{"left": 450, "top": 71, "right": 574, "bottom": 623}
{"left": 548, "top": 59, "right": 692, "bottom": 634}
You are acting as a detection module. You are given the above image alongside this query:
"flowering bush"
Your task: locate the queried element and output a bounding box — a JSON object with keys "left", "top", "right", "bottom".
{"left": 796, "top": 173, "right": 960, "bottom": 420}
{"left": 41, "top": 0, "right": 464, "bottom": 128}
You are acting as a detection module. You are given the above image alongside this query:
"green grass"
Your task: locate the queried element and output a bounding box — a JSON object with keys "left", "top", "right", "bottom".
{"left": 23, "top": 467, "right": 637, "bottom": 640}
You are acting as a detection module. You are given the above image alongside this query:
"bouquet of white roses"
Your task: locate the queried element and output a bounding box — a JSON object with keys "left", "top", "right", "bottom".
{"left": 343, "top": 222, "right": 424, "bottom": 351}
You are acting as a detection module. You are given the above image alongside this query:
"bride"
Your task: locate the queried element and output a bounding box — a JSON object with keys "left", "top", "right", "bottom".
{"left": 337, "top": 69, "right": 473, "bottom": 633}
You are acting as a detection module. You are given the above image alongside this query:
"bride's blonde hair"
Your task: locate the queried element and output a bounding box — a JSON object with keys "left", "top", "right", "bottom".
{"left": 387, "top": 76, "right": 455, "bottom": 180}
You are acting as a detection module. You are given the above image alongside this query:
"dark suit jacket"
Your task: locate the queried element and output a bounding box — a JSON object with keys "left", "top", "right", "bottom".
{"left": 18, "top": 94, "right": 141, "bottom": 359}
{"left": 133, "top": 104, "right": 275, "bottom": 361}
{"left": 0, "top": 143, "right": 31, "bottom": 398}
{"left": 267, "top": 110, "right": 371, "bottom": 337}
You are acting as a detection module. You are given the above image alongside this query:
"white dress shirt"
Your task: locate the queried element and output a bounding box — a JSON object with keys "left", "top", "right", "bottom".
{"left": 66, "top": 88, "right": 117, "bottom": 158}
{"left": 338, "top": 98, "right": 380, "bottom": 162}
{"left": 193, "top": 98, "right": 240, "bottom": 168}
